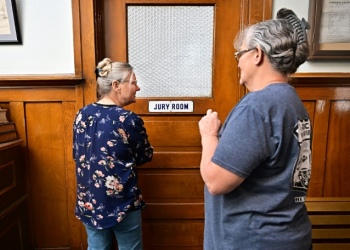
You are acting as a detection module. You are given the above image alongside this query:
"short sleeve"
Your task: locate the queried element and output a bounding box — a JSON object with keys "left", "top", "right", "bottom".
{"left": 212, "top": 106, "right": 272, "bottom": 178}
{"left": 125, "top": 114, "right": 153, "bottom": 166}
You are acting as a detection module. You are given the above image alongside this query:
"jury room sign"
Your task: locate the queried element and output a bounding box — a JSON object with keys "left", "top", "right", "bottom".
{"left": 148, "top": 101, "right": 194, "bottom": 113}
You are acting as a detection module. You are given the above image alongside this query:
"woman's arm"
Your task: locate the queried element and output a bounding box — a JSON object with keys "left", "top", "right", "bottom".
{"left": 199, "top": 109, "right": 244, "bottom": 195}
{"left": 126, "top": 114, "right": 153, "bottom": 166}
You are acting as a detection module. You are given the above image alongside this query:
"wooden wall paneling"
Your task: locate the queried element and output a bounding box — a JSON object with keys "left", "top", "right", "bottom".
{"left": 245, "top": 0, "right": 272, "bottom": 25}
{"left": 143, "top": 119, "right": 201, "bottom": 147}
{"left": 72, "top": 0, "right": 83, "bottom": 77}
{"left": 80, "top": 0, "right": 98, "bottom": 106}
{"left": 75, "top": 84, "right": 84, "bottom": 112}
{"left": 139, "top": 169, "right": 204, "bottom": 200}
{"left": 302, "top": 101, "right": 316, "bottom": 127}
{"left": 104, "top": 0, "right": 126, "bottom": 62}
{"left": 0, "top": 87, "right": 76, "bottom": 102}
{"left": 143, "top": 151, "right": 201, "bottom": 169}
{"left": 323, "top": 101, "right": 350, "bottom": 197}
{"left": 308, "top": 100, "right": 330, "bottom": 197}
{"left": 296, "top": 87, "right": 350, "bottom": 101}
{"left": 0, "top": 202, "right": 30, "bottom": 250}
{"left": 142, "top": 203, "right": 204, "bottom": 220}
{"left": 214, "top": 0, "right": 241, "bottom": 122}
{"left": 142, "top": 221, "right": 204, "bottom": 248}
{"left": 63, "top": 101, "right": 82, "bottom": 248}
{"left": 26, "top": 102, "right": 70, "bottom": 247}
{"left": 8, "top": 102, "right": 35, "bottom": 247}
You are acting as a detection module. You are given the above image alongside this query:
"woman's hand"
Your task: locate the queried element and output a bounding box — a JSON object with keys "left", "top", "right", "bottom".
{"left": 199, "top": 109, "right": 221, "bottom": 139}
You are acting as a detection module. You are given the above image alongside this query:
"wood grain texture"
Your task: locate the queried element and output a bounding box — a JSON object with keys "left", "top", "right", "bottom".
{"left": 0, "top": 76, "right": 82, "bottom": 87}
{"left": 143, "top": 221, "right": 204, "bottom": 247}
{"left": 144, "top": 120, "right": 201, "bottom": 147}
{"left": 26, "top": 103, "right": 70, "bottom": 247}
{"left": 308, "top": 100, "right": 330, "bottom": 197}
{"left": 8, "top": 102, "right": 35, "bottom": 246}
{"left": 104, "top": 0, "right": 127, "bottom": 62}
{"left": 63, "top": 102, "right": 82, "bottom": 248}
{"left": 138, "top": 169, "right": 204, "bottom": 199}
{"left": 214, "top": 0, "right": 241, "bottom": 122}
{"left": 142, "top": 203, "right": 204, "bottom": 219}
{"left": 323, "top": 101, "right": 350, "bottom": 197}
{"left": 80, "top": 0, "right": 98, "bottom": 106}
{"left": 296, "top": 87, "right": 350, "bottom": 100}
{"left": 141, "top": 151, "right": 201, "bottom": 169}
{"left": 0, "top": 87, "right": 76, "bottom": 102}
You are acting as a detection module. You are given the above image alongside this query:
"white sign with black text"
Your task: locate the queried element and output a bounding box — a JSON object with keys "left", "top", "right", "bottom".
{"left": 148, "top": 101, "right": 194, "bottom": 113}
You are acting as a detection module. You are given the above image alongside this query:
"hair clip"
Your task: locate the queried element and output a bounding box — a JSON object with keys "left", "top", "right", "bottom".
{"left": 285, "top": 14, "right": 310, "bottom": 45}
{"left": 95, "top": 67, "right": 103, "bottom": 78}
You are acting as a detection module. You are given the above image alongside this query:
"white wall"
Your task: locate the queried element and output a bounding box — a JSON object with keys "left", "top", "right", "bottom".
{"left": 0, "top": 0, "right": 74, "bottom": 75}
{"left": 273, "top": 0, "right": 350, "bottom": 73}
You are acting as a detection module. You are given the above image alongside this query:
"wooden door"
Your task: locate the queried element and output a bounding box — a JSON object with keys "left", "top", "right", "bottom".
{"left": 102, "top": 0, "right": 240, "bottom": 249}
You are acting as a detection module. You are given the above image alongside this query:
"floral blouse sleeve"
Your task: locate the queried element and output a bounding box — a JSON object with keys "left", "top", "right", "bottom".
{"left": 125, "top": 113, "right": 153, "bottom": 166}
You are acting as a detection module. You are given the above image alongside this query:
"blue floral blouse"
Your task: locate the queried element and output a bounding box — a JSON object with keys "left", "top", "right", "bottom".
{"left": 73, "top": 103, "right": 153, "bottom": 229}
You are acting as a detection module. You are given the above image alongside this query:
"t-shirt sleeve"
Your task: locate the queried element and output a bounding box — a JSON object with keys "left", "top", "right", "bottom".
{"left": 125, "top": 114, "right": 153, "bottom": 166}
{"left": 212, "top": 106, "right": 272, "bottom": 178}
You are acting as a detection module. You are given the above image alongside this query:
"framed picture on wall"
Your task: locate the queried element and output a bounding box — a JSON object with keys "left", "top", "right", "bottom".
{"left": 308, "top": 0, "right": 350, "bottom": 60}
{"left": 0, "top": 0, "right": 21, "bottom": 44}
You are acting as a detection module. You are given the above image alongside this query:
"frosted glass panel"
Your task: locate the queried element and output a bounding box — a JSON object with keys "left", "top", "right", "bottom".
{"left": 127, "top": 6, "right": 214, "bottom": 97}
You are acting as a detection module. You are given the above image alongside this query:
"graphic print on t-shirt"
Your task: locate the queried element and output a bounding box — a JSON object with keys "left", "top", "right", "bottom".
{"left": 292, "top": 118, "right": 312, "bottom": 195}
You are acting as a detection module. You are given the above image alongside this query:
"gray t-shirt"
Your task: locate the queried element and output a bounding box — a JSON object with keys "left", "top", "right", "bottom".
{"left": 205, "top": 83, "right": 312, "bottom": 250}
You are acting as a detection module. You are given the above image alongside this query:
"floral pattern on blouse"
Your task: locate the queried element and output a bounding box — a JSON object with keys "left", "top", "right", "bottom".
{"left": 73, "top": 103, "right": 153, "bottom": 229}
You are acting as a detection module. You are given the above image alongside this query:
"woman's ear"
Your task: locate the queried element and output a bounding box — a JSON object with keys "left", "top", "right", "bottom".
{"left": 112, "top": 80, "right": 121, "bottom": 92}
{"left": 254, "top": 47, "right": 264, "bottom": 65}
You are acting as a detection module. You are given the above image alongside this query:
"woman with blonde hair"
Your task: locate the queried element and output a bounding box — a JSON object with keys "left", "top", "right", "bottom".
{"left": 73, "top": 58, "right": 153, "bottom": 250}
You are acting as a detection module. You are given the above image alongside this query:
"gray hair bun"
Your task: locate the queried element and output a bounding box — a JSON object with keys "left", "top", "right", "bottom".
{"left": 277, "top": 8, "right": 310, "bottom": 45}
{"left": 95, "top": 58, "right": 113, "bottom": 78}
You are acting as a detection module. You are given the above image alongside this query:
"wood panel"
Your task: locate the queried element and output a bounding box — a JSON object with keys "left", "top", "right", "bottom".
{"left": 0, "top": 201, "right": 30, "bottom": 250}
{"left": 0, "top": 87, "right": 76, "bottom": 102}
{"left": 143, "top": 203, "right": 204, "bottom": 220}
{"left": 26, "top": 102, "right": 70, "bottom": 247}
{"left": 63, "top": 101, "right": 82, "bottom": 248}
{"left": 80, "top": 0, "right": 98, "bottom": 106}
{"left": 0, "top": 144, "right": 25, "bottom": 212}
{"left": 144, "top": 120, "right": 201, "bottom": 147}
{"left": 142, "top": 151, "right": 201, "bottom": 169}
{"left": 143, "top": 221, "right": 204, "bottom": 247}
{"left": 308, "top": 100, "right": 330, "bottom": 197}
{"left": 139, "top": 169, "right": 204, "bottom": 200}
{"left": 0, "top": 141, "right": 30, "bottom": 250}
{"left": 323, "top": 101, "right": 350, "bottom": 197}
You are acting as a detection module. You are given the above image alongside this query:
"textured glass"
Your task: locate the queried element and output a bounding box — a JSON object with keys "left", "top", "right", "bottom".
{"left": 127, "top": 6, "right": 214, "bottom": 97}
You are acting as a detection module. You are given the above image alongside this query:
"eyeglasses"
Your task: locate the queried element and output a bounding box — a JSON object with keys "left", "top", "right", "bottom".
{"left": 122, "top": 80, "right": 138, "bottom": 86}
{"left": 234, "top": 48, "right": 256, "bottom": 62}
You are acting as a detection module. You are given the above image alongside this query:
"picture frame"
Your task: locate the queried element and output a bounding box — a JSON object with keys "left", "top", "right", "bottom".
{"left": 307, "top": 0, "right": 350, "bottom": 60}
{"left": 0, "top": 0, "right": 21, "bottom": 44}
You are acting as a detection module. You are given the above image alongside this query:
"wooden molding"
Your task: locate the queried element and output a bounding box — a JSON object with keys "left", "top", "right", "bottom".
{"left": 290, "top": 73, "right": 350, "bottom": 86}
{"left": 0, "top": 75, "right": 82, "bottom": 86}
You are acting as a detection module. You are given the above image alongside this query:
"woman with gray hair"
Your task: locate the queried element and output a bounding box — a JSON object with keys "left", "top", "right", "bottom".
{"left": 73, "top": 58, "right": 153, "bottom": 250}
{"left": 199, "top": 8, "right": 313, "bottom": 249}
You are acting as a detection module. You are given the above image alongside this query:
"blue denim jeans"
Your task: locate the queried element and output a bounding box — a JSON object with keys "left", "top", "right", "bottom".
{"left": 84, "top": 209, "right": 143, "bottom": 250}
